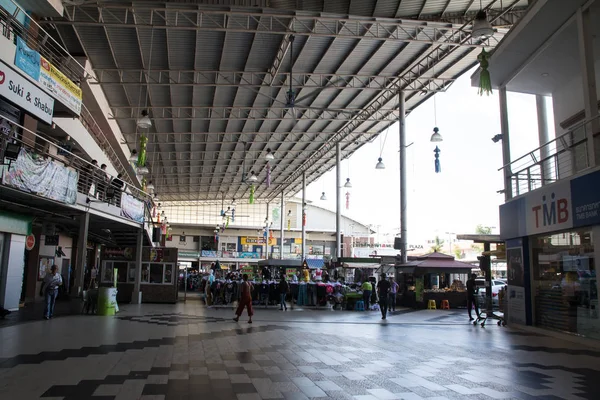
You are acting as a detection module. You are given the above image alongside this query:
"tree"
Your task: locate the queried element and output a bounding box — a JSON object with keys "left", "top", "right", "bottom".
{"left": 430, "top": 236, "right": 445, "bottom": 252}
{"left": 476, "top": 224, "right": 492, "bottom": 235}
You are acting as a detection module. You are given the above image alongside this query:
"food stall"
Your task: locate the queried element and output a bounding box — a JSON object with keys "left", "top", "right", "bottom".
{"left": 396, "top": 252, "right": 475, "bottom": 309}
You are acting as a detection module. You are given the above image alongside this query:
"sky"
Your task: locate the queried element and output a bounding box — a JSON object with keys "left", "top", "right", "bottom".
{"left": 297, "top": 67, "right": 554, "bottom": 243}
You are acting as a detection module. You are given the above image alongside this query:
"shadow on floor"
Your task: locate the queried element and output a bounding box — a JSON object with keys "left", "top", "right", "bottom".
{"left": 0, "top": 299, "right": 84, "bottom": 328}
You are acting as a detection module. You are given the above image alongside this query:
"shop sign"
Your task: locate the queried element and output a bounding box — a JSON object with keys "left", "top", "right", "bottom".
{"left": 241, "top": 237, "right": 276, "bottom": 245}
{"left": 44, "top": 234, "right": 59, "bottom": 246}
{"left": 283, "top": 238, "right": 302, "bottom": 245}
{"left": 239, "top": 252, "right": 260, "bottom": 259}
{"left": 179, "top": 250, "right": 199, "bottom": 258}
{"left": 102, "top": 247, "right": 135, "bottom": 260}
{"left": 201, "top": 250, "right": 217, "bottom": 257}
{"left": 570, "top": 170, "right": 600, "bottom": 228}
{"left": 0, "top": 60, "right": 54, "bottom": 124}
{"left": 14, "top": 37, "right": 41, "bottom": 81}
{"left": 39, "top": 56, "right": 82, "bottom": 115}
{"left": 25, "top": 234, "right": 35, "bottom": 250}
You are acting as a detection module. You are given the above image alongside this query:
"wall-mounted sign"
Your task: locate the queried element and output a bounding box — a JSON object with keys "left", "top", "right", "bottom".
{"left": 44, "top": 234, "right": 59, "bottom": 246}
{"left": 102, "top": 247, "right": 135, "bottom": 260}
{"left": 240, "top": 236, "right": 276, "bottom": 246}
{"left": 25, "top": 234, "right": 36, "bottom": 250}
{"left": 39, "top": 56, "right": 82, "bottom": 115}
{"left": 0, "top": 60, "right": 54, "bottom": 124}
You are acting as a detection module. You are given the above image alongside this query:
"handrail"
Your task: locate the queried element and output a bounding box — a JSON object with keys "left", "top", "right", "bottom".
{"left": 499, "top": 114, "right": 599, "bottom": 172}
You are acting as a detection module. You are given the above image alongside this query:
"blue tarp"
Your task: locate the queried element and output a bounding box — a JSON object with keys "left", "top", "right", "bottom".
{"left": 305, "top": 259, "right": 324, "bottom": 269}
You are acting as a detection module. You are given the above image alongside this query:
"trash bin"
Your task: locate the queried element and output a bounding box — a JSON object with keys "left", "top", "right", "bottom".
{"left": 97, "top": 287, "right": 118, "bottom": 316}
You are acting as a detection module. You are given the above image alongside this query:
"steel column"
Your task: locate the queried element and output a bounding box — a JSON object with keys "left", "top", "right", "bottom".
{"left": 132, "top": 228, "right": 143, "bottom": 304}
{"left": 336, "top": 142, "right": 342, "bottom": 259}
{"left": 265, "top": 202, "right": 270, "bottom": 259}
{"left": 301, "top": 172, "right": 306, "bottom": 261}
{"left": 280, "top": 192, "right": 285, "bottom": 261}
{"left": 536, "top": 95, "right": 551, "bottom": 185}
{"left": 576, "top": 7, "right": 599, "bottom": 168}
{"left": 499, "top": 87, "right": 513, "bottom": 201}
{"left": 398, "top": 91, "right": 408, "bottom": 264}
{"left": 75, "top": 213, "right": 89, "bottom": 296}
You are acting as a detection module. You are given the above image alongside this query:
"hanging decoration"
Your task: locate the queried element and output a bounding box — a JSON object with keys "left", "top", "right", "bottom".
{"left": 302, "top": 210, "right": 306, "bottom": 227}
{"left": 231, "top": 208, "right": 235, "bottom": 223}
{"left": 287, "top": 218, "right": 291, "bottom": 231}
{"left": 226, "top": 216, "right": 230, "bottom": 228}
{"left": 137, "top": 135, "right": 148, "bottom": 168}
{"left": 477, "top": 49, "right": 492, "bottom": 96}
{"left": 141, "top": 177, "right": 147, "bottom": 192}
{"left": 266, "top": 163, "right": 271, "bottom": 187}
{"left": 346, "top": 191, "right": 350, "bottom": 210}
{"left": 249, "top": 184, "right": 255, "bottom": 204}
{"left": 434, "top": 146, "right": 441, "bottom": 173}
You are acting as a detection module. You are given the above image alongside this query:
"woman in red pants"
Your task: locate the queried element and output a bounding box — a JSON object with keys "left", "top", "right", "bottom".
{"left": 234, "top": 274, "right": 254, "bottom": 323}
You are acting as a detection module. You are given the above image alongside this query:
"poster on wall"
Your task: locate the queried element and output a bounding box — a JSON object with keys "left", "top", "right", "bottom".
{"left": 507, "top": 246, "right": 526, "bottom": 325}
{"left": 2, "top": 148, "right": 78, "bottom": 204}
{"left": 38, "top": 256, "right": 54, "bottom": 281}
{"left": 120, "top": 193, "right": 144, "bottom": 223}
{"left": 39, "top": 56, "right": 82, "bottom": 115}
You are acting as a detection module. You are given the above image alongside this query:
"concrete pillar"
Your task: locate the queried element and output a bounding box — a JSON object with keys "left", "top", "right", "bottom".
{"left": 398, "top": 91, "right": 408, "bottom": 264}
{"left": 280, "top": 192, "right": 284, "bottom": 260}
{"left": 499, "top": 87, "right": 513, "bottom": 200}
{"left": 301, "top": 172, "right": 306, "bottom": 261}
{"left": 576, "top": 7, "right": 599, "bottom": 168}
{"left": 0, "top": 234, "right": 26, "bottom": 310}
{"left": 265, "top": 203, "right": 270, "bottom": 259}
{"left": 536, "top": 95, "right": 552, "bottom": 185}
{"left": 74, "top": 213, "right": 89, "bottom": 295}
{"left": 22, "top": 114, "right": 37, "bottom": 148}
{"left": 335, "top": 142, "right": 342, "bottom": 259}
{"left": 131, "top": 228, "right": 143, "bottom": 304}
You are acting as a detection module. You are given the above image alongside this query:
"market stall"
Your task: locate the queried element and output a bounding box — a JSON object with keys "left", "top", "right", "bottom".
{"left": 396, "top": 252, "right": 475, "bottom": 309}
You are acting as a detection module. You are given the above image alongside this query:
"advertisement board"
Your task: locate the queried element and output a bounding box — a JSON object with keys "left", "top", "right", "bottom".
{"left": 14, "top": 37, "right": 40, "bottom": 81}
{"left": 507, "top": 245, "right": 526, "bottom": 325}
{"left": 0, "top": 60, "right": 54, "bottom": 124}
{"left": 120, "top": 193, "right": 144, "bottom": 223}
{"left": 39, "top": 56, "right": 82, "bottom": 115}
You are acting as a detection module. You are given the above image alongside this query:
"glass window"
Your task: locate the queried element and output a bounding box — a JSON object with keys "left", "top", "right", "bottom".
{"left": 141, "top": 263, "right": 150, "bottom": 283}
{"left": 114, "top": 262, "right": 128, "bottom": 283}
{"left": 102, "top": 262, "right": 114, "bottom": 283}
{"left": 164, "top": 264, "right": 173, "bottom": 284}
{"left": 128, "top": 263, "right": 136, "bottom": 283}
{"left": 149, "top": 263, "right": 163, "bottom": 283}
{"left": 532, "top": 229, "right": 598, "bottom": 340}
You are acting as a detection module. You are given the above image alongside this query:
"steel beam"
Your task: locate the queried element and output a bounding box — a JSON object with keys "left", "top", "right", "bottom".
{"left": 55, "top": 5, "right": 507, "bottom": 47}
{"left": 90, "top": 69, "right": 455, "bottom": 92}
{"left": 110, "top": 106, "right": 401, "bottom": 122}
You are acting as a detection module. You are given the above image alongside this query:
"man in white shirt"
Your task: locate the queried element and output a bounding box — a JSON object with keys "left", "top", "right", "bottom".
{"left": 41, "top": 265, "right": 63, "bottom": 320}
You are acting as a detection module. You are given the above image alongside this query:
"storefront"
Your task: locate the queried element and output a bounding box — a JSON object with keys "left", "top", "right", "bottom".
{"left": 500, "top": 169, "right": 600, "bottom": 340}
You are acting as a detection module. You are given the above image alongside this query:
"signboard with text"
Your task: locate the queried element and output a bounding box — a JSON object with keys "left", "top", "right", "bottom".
{"left": 0, "top": 60, "right": 54, "bottom": 124}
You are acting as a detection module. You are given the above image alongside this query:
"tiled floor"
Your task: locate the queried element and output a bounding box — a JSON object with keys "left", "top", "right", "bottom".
{"left": 0, "top": 302, "right": 598, "bottom": 400}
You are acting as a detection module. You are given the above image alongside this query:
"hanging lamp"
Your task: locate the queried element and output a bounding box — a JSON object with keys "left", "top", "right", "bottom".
{"left": 472, "top": 2, "right": 495, "bottom": 40}
{"left": 375, "top": 126, "right": 389, "bottom": 169}
{"left": 344, "top": 178, "right": 352, "bottom": 188}
{"left": 137, "top": 110, "right": 152, "bottom": 129}
{"left": 129, "top": 149, "right": 138, "bottom": 163}
{"left": 375, "top": 157, "right": 385, "bottom": 169}
{"left": 265, "top": 148, "right": 275, "bottom": 161}
{"left": 430, "top": 127, "right": 443, "bottom": 142}
{"left": 320, "top": 192, "right": 327, "bottom": 201}
{"left": 146, "top": 181, "right": 155, "bottom": 191}
{"left": 137, "top": 165, "right": 149, "bottom": 175}
{"left": 248, "top": 171, "right": 258, "bottom": 182}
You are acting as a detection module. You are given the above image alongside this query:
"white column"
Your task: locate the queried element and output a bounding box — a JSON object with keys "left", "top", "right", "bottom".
{"left": 499, "top": 87, "right": 513, "bottom": 200}
{"left": 131, "top": 228, "right": 143, "bottom": 304}
{"left": 398, "top": 91, "right": 408, "bottom": 264}
{"left": 301, "top": 172, "right": 306, "bottom": 261}
{"left": 265, "top": 202, "right": 270, "bottom": 259}
{"left": 576, "top": 7, "right": 599, "bottom": 168}
{"left": 280, "top": 192, "right": 284, "bottom": 260}
{"left": 536, "top": 95, "right": 551, "bottom": 185}
{"left": 0, "top": 234, "right": 26, "bottom": 310}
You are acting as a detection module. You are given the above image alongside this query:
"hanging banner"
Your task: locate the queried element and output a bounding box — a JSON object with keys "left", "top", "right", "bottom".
{"left": 0, "top": 60, "right": 54, "bottom": 124}
{"left": 2, "top": 148, "right": 77, "bottom": 204}
{"left": 120, "top": 193, "right": 144, "bottom": 223}
{"left": 39, "top": 56, "right": 82, "bottom": 116}
{"left": 14, "top": 37, "right": 41, "bottom": 81}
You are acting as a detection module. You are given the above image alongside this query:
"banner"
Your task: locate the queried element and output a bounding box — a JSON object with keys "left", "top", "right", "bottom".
{"left": 0, "top": 60, "right": 54, "bottom": 124}
{"left": 3, "top": 148, "right": 77, "bottom": 204}
{"left": 39, "top": 56, "right": 82, "bottom": 115}
{"left": 14, "top": 37, "right": 41, "bottom": 81}
{"left": 120, "top": 193, "right": 144, "bottom": 223}
{"left": 506, "top": 245, "right": 526, "bottom": 325}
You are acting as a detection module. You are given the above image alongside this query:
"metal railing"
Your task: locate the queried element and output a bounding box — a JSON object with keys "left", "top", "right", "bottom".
{"left": 500, "top": 115, "right": 599, "bottom": 198}
{"left": 0, "top": 115, "right": 152, "bottom": 212}
{"left": 0, "top": 4, "right": 138, "bottom": 189}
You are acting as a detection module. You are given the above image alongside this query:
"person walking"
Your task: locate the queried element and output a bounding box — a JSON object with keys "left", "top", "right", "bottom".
{"left": 388, "top": 277, "right": 399, "bottom": 312}
{"left": 233, "top": 274, "right": 254, "bottom": 323}
{"left": 361, "top": 279, "right": 372, "bottom": 310}
{"left": 279, "top": 276, "right": 289, "bottom": 311}
{"left": 466, "top": 274, "right": 480, "bottom": 321}
{"left": 377, "top": 274, "right": 391, "bottom": 320}
{"left": 40, "top": 265, "right": 62, "bottom": 320}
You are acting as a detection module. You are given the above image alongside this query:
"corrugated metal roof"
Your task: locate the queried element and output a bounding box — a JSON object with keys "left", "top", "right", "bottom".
{"left": 45, "top": 0, "right": 530, "bottom": 202}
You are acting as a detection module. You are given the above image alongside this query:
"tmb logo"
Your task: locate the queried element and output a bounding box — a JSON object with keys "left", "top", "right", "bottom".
{"left": 0, "top": 70, "right": 5, "bottom": 85}
{"left": 532, "top": 193, "right": 568, "bottom": 228}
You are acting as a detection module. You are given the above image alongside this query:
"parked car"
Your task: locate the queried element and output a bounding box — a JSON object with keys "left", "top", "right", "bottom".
{"left": 475, "top": 278, "right": 507, "bottom": 307}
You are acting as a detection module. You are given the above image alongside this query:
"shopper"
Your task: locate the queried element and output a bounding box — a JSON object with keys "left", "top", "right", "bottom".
{"left": 466, "top": 274, "right": 480, "bottom": 321}
{"left": 361, "top": 279, "right": 372, "bottom": 310}
{"left": 389, "top": 277, "right": 399, "bottom": 312}
{"left": 377, "top": 274, "right": 391, "bottom": 320}
{"left": 40, "top": 265, "right": 63, "bottom": 320}
{"left": 279, "top": 276, "right": 289, "bottom": 311}
{"left": 109, "top": 173, "right": 124, "bottom": 206}
{"left": 233, "top": 274, "right": 254, "bottom": 323}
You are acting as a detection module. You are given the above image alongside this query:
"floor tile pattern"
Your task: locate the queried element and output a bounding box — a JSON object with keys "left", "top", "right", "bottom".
{"left": 0, "top": 305, "right": 598, "bottom": 400}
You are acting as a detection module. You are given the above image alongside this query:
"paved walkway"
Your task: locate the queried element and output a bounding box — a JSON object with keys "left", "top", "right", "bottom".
{"left": 0, "top": 303, "right": 598, "bottom": 400}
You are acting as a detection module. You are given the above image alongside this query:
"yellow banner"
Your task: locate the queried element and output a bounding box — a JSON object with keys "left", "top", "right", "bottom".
{"left": 241, "top": 237, "right": 276, "bottom": 246}
{"left": 49, "top": 63, "right": 82, "bottom": 99}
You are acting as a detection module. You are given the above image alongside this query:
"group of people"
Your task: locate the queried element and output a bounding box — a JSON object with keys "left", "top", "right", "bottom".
{"left": 79, "top": 159, "right": 124, "bottom": 205}
{"left": 232, "top": 274, "right": 291, "bottom": 323}
{"left": 360, "top": 275, "right": 399, "bottom": 320}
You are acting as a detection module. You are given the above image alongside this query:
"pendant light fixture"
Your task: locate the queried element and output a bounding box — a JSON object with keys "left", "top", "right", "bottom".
{"left": 265, "top": 148, "right": 275, "bottom": 161}
{"left": 472, "top": 1, "right": 495, "bottom": 40}
{"left": 146, "top": 181, "right": 155, "bottom": 191}
{"left": 344, "top": 178, "right": 352, "bottom": 188}
{"left": 375, "top": 126, "right": 389, "bottom": 169}
{"left": 129, "top": 149, "right": 138, "bottom": 163}
{"left": 137, "top": 165, "right": 149, "bottom": 175}
{"left": 248, "top": 171, "right": 258, "bottom": 182}
{"left": 429, "top": 91, "right": 443, "bottom": 142}
{"left": 136, "top": 109, "right": 152, "bottom": 129}
{"left": 320, "top": 192, "right": 327, "bottom": 201}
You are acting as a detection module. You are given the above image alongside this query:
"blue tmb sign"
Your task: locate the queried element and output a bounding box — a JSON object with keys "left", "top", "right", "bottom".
{"left": 570, "top": 171, "right": 600, "bottom": 228}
